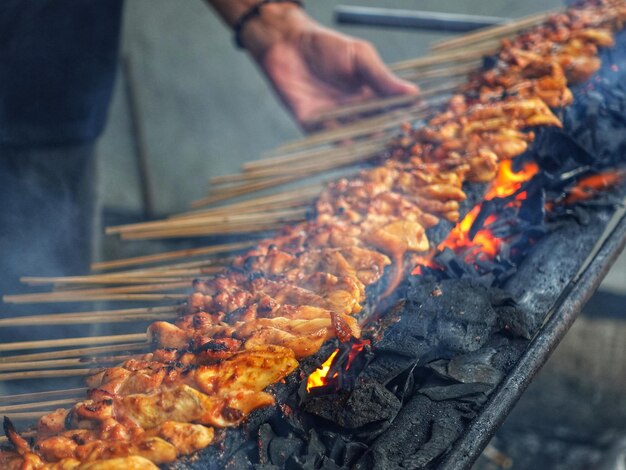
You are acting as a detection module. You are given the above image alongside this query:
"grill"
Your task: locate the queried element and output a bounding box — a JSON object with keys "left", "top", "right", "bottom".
{"left": 1, "top": 3, "right": 626, "bottom": 469}
{"left": 165, "top": 29, "right": 626, "bottom": 469}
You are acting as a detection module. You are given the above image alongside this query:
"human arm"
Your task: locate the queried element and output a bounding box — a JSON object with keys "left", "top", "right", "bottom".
{"left": 205, "top": 0, "right": 418, "bottom": 127}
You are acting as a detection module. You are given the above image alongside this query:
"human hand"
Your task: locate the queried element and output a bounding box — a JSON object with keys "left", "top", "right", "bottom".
{"left": 240, "top": 5, "right": 419, "bottom": 129}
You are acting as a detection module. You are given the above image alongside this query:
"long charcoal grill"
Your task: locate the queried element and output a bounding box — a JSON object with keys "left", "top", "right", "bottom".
{"left": 165, "top": 27, "right": 626, "bottom": 470}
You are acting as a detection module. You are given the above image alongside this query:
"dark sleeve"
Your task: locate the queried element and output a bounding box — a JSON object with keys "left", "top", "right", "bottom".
{"left": 0, "top": 0, "right": 124, "bottom": 147}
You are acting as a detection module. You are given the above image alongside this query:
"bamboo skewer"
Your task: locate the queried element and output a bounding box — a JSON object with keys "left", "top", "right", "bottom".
{"left": 389, "top": 47, "right": 496, "bottom": 73}
{"left": 0, "top": 387, "right": 87, "bottom": 405}
{"left": 0, "top": 355, "right": 131, "bottom": 373}
{"left": 175, "top": 184, "right": 322, "bottom": 219}
{"left": 178, "top": 183, "right": 323, "bottom": 212}
{"left": 398, "top": 62, "right": 479, "bottom": 81}
{"left": 0, "top": 306, "right": 176, "bottom": 328}
{"left": 0, "top": 398, "right": 81, "bottom": 413}
{"left": 0, "top": 343, "right": 149, "bottom": 364}
{"left": 209, "top": 140, "right": 386, "bottom": 193}
{"left": 253, "top": 136, "right": 386, "bottom": 170}
{"left": 121, "top": 222, "right": 293, "bottom": 240}
{"left": 234, "top": 138, "right": 390, "bottom": 176}
{"left": 303, "top": 80, "right": 462, "bottom": 126}
{"left": 39, "top": 276, "right": 203, "bottom": 286}
{"left": 173, "top": 197, "right": 310, "bottom": 219}
{"left": 0, "top": 369, "right": 99, "bottom": 382}
{"left": 94, "top": 258, "right": 229, "bottom": 274}
{"left": 20, "top": 265, "right": 225, "bottom": 288}
{"left": 0, "top": 312, "right": 177, "bottom": 327}
{"left": 430, "top": 10, "right": 557, "bottom": 52}
{"left": 198, "top": 156, "right": 366, "bottom": 206}
{"left": 258, "top": 94, "right": 448, "bottom": 162}
{"left": 190, "top": 173, "right": 309, "bottom": 208}
{"left": 4, "top": 293, "right": 188, "bottom": 304}
{"left": 91, "top": 241, "right": 253, "bottom": 271}
{"left": 0, "top": 334, "right": 147, "bottom": 353}
{"left": 24, "top": 262, "right": 226, "bottom": 284}
{"left": 2, "top": 411, "right": 56, "bottom": 420}
{"left": 3, "top": 282, "right": 190, "bottom": 305}
{"left": 33, "top": 271, "right": 217, "bottom": 287}
{"left": 107, "top": 208, "right": 308, "bottom": 235}
{"left": 258, "top": 94, "right": 449, "bottom": 160}
{"left": 208, "top": 147, "right": 382, "bottom": 187}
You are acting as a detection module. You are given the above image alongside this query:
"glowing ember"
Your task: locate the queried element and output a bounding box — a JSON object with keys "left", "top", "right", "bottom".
{"left": 563, "top": 169, "right": 625, "bottom": 204}
{"left": 413, "top": 160, "right": 540, "bottom": 273}
{"left": 306, "top": 349, "right": 339, "bottom": 392}
{"left": 411, "top": 255, "right": 439, "bottom": 276}
{"left": 306, "top": 339, "right": 371, "bottom": 393}
{"left": 437, "top": 160, "right": 539, "bottom": 262}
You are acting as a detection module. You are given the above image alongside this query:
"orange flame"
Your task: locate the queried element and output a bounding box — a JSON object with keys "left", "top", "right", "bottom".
{"left": 487, "top": 160, "right": 539, "bottom": 199}
{"left": 306, "top": 340, "right": 371, "bottom": 393}
{"left": 437, "top": 160, "right": 539, "bottom": 262}
{"left": 412, "top": 160, "right": 539, "bottom": 273}
{"left": 306, "top": 349, "right": 339, "bottom": 392}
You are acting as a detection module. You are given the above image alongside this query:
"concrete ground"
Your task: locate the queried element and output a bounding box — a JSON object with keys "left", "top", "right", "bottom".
{"left": 94, "top": 1, "right": 626, "bottom": 468}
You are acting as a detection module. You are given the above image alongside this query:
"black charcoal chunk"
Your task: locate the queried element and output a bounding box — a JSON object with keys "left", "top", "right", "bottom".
{"left": 355, "top": 395, "right": 467, "bottom": 469}
{"left": 402, "top": 420, "right": 465, "bottom": 469}
{"left": 268, "top": 435, "right": 303, "bottom": 467}
{"left": 301, "top": 377, "right": 401, "bottom": 429}
{"left": 447, "top": 349, "right": 503, "bottom": 386}
{"left": 419, "top": 382, "right": 492, "bottom": 403}
{"left": 258, "top": 423, "right": 275, "bottom": 464}
{"left": 361, "top": 353, "right": 418, "bottom": 385}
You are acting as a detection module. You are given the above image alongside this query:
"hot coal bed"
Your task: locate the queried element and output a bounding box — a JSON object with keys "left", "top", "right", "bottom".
{"left": 168, "top": 32, "right": 626, "bottom": 470}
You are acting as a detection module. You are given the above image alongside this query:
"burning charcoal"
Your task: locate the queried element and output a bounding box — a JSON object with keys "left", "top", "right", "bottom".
{"left": 302, "top": 376, "right": 401, "bottom": 430}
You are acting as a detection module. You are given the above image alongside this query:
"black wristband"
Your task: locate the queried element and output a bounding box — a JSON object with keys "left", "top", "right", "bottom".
{"left": 233, "top": 0, "right": 304, "bottom": 49}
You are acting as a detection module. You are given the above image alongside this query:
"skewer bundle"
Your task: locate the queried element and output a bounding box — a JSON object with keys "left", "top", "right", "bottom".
{"left": 2, "top": 2, "right": 625, "bottom": 468}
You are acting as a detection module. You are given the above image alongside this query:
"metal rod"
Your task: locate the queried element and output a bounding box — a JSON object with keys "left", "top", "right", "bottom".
{"left": 335, "top": 6, "right": 509, "bottom": 32}
{"left": 438, "top": 209, "right": 626, "bottom": 469}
